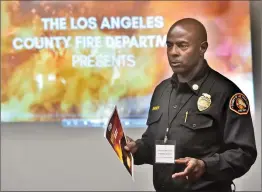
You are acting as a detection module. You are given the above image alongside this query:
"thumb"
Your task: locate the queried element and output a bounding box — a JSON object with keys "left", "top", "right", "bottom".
{"left": 126, "top": 135, "right": 133, "bottom": 142}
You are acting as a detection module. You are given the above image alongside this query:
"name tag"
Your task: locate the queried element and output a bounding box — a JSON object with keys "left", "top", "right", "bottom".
{"left": 155, "top": 144, "right": 175, "bottom": 164}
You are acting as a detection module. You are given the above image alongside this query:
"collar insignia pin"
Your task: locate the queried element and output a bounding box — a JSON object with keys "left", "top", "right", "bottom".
{"left": 192, "top": 84, "right": 199, "bottom": 91}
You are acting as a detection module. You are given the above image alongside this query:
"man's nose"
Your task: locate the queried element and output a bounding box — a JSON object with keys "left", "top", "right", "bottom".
{"left": 169, "top": 45, "right": 180, "bottom": 56}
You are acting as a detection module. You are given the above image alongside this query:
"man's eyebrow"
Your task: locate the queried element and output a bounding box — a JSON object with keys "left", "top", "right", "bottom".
{"left": 175, "top": 40, "right": 189, "bottom": 44}
{"left": 166, "top": 40, "right": 189, "bottom": 45}
{"left": 166, "top": 39, "right": 189, "bottom": 43}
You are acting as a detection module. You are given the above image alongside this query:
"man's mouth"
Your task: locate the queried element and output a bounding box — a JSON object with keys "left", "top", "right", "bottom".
{"left": 171, "top": 62, "right": 182, "bottom": 66}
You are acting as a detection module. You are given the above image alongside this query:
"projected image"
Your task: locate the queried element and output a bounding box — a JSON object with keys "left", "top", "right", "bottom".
{"left": 1, "top": 1, "right": 254, "bottom": 127}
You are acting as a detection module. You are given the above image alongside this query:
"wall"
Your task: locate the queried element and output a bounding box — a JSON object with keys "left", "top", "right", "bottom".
{"left": 1, "top": 1, "right": 261, "bottom": 191}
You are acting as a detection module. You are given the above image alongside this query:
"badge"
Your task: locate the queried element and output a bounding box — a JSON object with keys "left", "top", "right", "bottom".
{"left": 197, "top": 93, "right": 211, "bottom": 111}
{"left": 155, "top": 140, "right": 176, "bottom": 164}
{"left": 229, "top": 93, "right": 249, "bottom": 115}
{"left": 155, "top": 144, "right": 175, "bottom": 164}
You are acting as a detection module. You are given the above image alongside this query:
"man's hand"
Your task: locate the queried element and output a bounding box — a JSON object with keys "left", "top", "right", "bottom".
{"left": 172, "top": 157, "right": 206, "bottom": 182}
{"left": 124, "top": 136, "right": 138, "bottom": 154}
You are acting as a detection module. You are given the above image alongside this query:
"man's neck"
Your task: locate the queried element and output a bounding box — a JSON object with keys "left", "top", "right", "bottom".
{"left": 177, "top": 59, "right": 205, "bottom": 83}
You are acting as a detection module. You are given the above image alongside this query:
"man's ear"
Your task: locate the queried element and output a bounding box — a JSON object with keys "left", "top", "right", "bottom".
{"left": 200, "top": 41, "right": 208, "bottom": 56}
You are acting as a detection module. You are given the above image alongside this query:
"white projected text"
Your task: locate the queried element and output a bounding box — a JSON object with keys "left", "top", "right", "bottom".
{"left": 12, "top": 16, "right": 167, "bottom": 68}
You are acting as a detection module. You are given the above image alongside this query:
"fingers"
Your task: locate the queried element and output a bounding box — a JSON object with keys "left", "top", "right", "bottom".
{"left": 187, "top": 167, "right": 199, "bottom": 182}
{"left": 124, "top": 136, "right": 133, "bottom": 151}
{"left": 124, "top": 139, "right": 137, "bottom": 153}
{"left": 172, "top": 158, "right": 196, "bottom": 179}
{"left": 172, "top": 162, "right": 195, "bottom": 178}
{"left": 125, "top": 136, "right": 133, "bottom": 143}
{"left": 184, "top": 162, "right": 195, "bottom": 174}
{"left": 125, "top": 136, "right": 131, "bottom": 142}
{"left": 172, "top": 158, "right": 205, "bottom": 182}
{"left": 124, "top": 143, "right": 133, "bottom": 151}
{"left": 175, "top": 157, "right": 190, "bottom": 164}
{"left": 172, "top": 171, "right": 186, "bottom": 178}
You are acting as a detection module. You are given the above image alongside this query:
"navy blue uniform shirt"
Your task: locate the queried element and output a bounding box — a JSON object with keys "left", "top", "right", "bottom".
{"left": 133, "top": 60, "right": 257, "bottom": 192}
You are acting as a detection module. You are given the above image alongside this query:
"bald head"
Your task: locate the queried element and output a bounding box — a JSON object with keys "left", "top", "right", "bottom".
{"left": 168, "top": 18, "right": 207, "bottom": 43}
{"left": 166, "top": 18, "right": 209, "bottom": 76}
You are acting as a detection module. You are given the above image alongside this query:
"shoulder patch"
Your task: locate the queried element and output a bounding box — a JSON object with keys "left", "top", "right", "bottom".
{"left": 229, "top": 93, "right": 249, "bottom": 115}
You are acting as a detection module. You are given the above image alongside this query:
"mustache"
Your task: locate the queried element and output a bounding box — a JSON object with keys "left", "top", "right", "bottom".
{"left": 170, "top": 61, "right": 182, "bottom": 63}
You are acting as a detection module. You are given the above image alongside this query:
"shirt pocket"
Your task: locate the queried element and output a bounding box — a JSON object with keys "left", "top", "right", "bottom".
{"left": 178, "top": 113, "right": 217, "bottom": 157}
{"left": 146, "top": 109, "right": 163, "bottom": 126}
{"left": 146, "top": 109, "right": 164, "bottom": 142}
{"left": 180, "top": 113, "right": 214, "bottom": 130}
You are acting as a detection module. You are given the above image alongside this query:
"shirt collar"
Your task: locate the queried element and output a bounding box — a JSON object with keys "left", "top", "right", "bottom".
{"left": 170, "top": 59, "right": 211, "bottom": 94}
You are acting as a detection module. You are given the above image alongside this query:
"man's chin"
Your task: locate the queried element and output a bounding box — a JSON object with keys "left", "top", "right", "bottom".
{"left": 171, "top": 67, "right": 186, "bottom": 74}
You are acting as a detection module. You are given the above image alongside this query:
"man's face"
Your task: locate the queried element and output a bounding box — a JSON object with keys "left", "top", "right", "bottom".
{"left": 166, "top": 25, "right": 201, "bottom": 74}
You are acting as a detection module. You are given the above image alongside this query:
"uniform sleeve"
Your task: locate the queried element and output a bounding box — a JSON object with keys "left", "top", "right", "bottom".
{"left": 133, "top": 82, "right": 164, "bottom": 165}
{"left": 133, "top": 129, "right": 154, "bottom": 165}
{"left": 201, "top": 91, "right": 257, "bottom": 181}
{"left": 133, "top": 94, "right": 156, "bottom": 165}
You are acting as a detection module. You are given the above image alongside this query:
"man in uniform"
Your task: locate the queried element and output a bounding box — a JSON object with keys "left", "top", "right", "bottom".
{"left": 124, "top": 18, "right": 257, "bottom": 192}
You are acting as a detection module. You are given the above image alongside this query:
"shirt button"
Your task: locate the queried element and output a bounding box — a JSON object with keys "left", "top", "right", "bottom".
{"left": 193, "top": 124, "right": 196, "bottom": 127}
{"left": 173, "top": 105, "right": 177, "bottom": 109}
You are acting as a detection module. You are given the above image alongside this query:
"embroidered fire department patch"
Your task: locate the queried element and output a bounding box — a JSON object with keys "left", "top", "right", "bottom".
{"left": 229, "top": 93, "right": 249, "bottom": 115}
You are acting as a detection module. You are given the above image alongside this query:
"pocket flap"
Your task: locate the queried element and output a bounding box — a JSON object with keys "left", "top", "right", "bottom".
{"left": 146, "top": 111, "right": 163, "bottom": 125}
{"left": 181, "top": 114, "right": 213, "bottom": 130}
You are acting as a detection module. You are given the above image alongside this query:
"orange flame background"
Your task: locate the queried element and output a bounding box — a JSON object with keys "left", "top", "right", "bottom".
{"left": 1, "top": 1, "right": 252, "bottom": 122}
